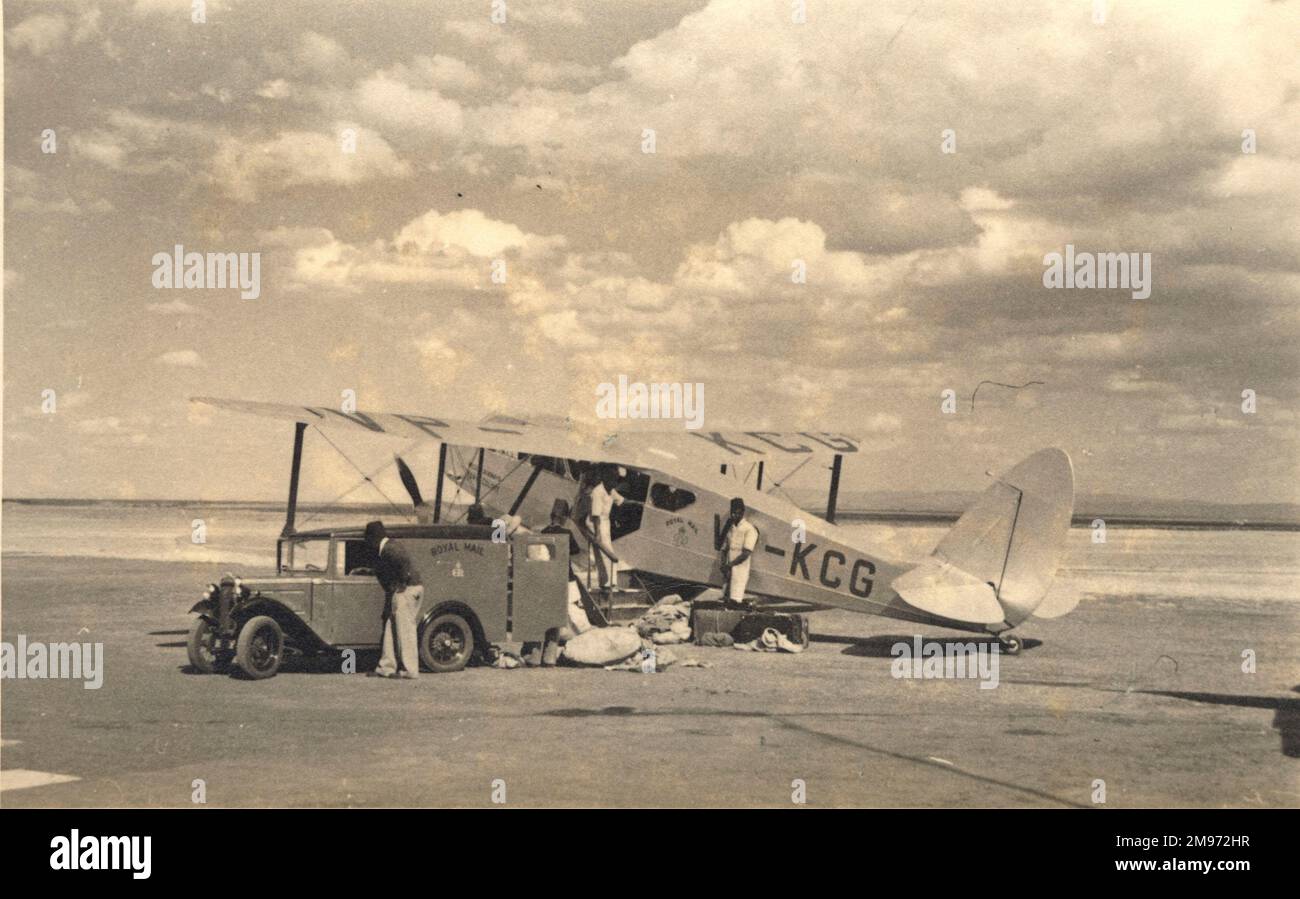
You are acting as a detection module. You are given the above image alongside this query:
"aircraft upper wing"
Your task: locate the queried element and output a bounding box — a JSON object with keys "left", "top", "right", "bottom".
{"left": 191, "top": 396, "right": 862, "bottom": 471}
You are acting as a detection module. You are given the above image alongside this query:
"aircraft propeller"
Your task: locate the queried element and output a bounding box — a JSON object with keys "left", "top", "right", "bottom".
{"left": 395, "top": 455, "right": 424, "bottom": 509}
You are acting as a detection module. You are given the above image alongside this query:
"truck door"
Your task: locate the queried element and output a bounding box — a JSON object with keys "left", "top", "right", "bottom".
{"left": 510, "top": 534, "right": 569, "bottom": 642}
{"left": 321, "top": 537, "right": 386, "bottom": 647}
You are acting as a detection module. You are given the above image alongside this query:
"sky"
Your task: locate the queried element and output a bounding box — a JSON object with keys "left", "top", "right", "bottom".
{"left": 3, "top": 0, "right": 1298, "bottom": 507}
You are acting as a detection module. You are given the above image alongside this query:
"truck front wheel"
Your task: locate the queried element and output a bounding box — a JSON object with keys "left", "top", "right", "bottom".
{"left": 419, "top": 613, "right": 475, "bottom": 673}
{"left": 235, "top": 615, "right": 284, "bottom": 679}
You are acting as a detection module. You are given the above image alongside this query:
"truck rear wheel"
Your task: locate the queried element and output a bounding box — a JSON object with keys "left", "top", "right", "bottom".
{"left": 235, "top": 615, "right": 284, "bottom": 679}
{"left": 419, "top": 612, "right": 474, "bottom": 673}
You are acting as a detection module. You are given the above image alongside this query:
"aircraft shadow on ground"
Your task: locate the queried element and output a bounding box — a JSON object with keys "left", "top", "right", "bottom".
{"left": 812, "top": 633, "right": 1043, "bottom": 658}
{"left": 1134, "top": 687, "right": 1300, "bottom": 759}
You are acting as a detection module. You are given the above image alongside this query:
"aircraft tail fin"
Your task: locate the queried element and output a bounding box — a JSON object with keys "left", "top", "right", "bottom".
{"left": 892, "top": 448, "right": 1074, "bottom": 629}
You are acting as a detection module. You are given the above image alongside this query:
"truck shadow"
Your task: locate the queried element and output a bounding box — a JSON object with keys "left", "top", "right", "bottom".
{"left": 152, "top": 629, "right": 190, "bottom": 649}
{"left": 177, "top": 650, "right": 384, "bottom": 677}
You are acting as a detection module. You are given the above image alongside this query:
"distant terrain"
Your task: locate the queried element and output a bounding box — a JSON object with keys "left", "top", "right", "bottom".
{"left": 5, "top": 493, "right": 1299, "bottom": 530}
{"left": 789, "top": 490, "right": 1300, "bottom": 530}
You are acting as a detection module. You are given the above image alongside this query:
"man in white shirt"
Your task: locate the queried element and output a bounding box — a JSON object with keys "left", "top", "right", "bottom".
{"left": 588, "top": 466, "right": 624, "bottom": 589}
{"left": 721, "top": 497, "right": 759, "bottom": 605}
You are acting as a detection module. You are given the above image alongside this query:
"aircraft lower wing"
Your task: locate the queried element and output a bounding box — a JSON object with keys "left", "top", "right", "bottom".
{"left": 191, "top": 396, "right": 861, "bottom": 472}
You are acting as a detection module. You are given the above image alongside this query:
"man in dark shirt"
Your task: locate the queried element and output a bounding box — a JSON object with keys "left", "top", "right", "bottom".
{"left": 365, "top": 520, "right": 423, "bottom": 679}
{"left": 541, "top": 499, "right": 591, "bottom": 636}
{"left": 541, "top": 499, "right": 581, "bottom": 580}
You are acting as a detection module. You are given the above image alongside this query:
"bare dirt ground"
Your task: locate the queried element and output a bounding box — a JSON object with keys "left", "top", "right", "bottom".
{"left": 2, "top": 556, "right": 1296, "bottom": 807}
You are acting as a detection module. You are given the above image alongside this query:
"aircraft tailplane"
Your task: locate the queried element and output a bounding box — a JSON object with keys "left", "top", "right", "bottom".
{"left": 892, "top": 448, "right": 1075, "bottom": 630}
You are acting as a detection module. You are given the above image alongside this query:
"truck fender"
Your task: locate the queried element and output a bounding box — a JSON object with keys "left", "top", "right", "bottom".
{"left": 235, "top": 596, "right": 329, "bottom": 653}
{"left": 419, "top": 601, "right": 487, "bottom": 656}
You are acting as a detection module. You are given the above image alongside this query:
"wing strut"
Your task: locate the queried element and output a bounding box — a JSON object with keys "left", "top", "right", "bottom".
{"left": 509, "top": 463, "right": 545, "bottom": 516}
{"left": 280, "top": 422, "right": 307, "bottom": 539}
{"left": 433, "top": 443, "right": 448, "bottom": 522}
{"left": 826, "top": 453, "right": 844, "bottom": 524}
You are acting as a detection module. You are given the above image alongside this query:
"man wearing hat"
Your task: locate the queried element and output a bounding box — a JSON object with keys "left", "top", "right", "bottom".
{"left": 720, "top": 497, "right": 758, "bottom": 607}
{"left": 365, "top": 520, "right": 423, "bottom": 679}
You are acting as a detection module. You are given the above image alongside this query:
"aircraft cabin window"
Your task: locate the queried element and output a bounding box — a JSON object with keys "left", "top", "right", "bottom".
{"left": 610, "top": 468, "right": 649, "bottom": 540}
{"left": 525, "top": 543, "right": 553, "bottom": 562}
{"left": 650, "top": 483, "right": 696, "bottom": 512}
{"left": 528, "top": 454, "right": 567, "bottom": 476}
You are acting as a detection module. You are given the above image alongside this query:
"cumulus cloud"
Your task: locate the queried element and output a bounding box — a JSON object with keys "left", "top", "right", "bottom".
{"left": 146, "top": 299, "right": 203, "bottom": 315}
{"left": 256, "top": 79, "right": 292, "bottom": 99}
{"left": 417, "top": 55, "right": 483, "bottom": 93}
{"left": 6, "top": 14, "right": 70, "bottom": 56}
{"left": 3, "top": 0, "right": 1296, "bottom": 504}
{"left": 354, "top": 69, "right": 464, "bottom": 135}
{"left": 156, "top": 350, "right": 204, "bottom": 367}
{"left": 72, "top": 417, "right": 124, "bottom": 435}
{"left": 6, "top": 165, "right": 114, "bottom": 216}
{"left": 274, "top": 208, "right": 567, "bottom": 290}
{"left": 131, "top": 0, "right": 230, "bottom": 16}
{"left": 210, "top": 126, "right": 411, "bottom": 201}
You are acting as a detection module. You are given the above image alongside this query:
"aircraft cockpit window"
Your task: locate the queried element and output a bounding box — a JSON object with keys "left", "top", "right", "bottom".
{"left": 650, "top": 483, "right": 696, "bottom": 512}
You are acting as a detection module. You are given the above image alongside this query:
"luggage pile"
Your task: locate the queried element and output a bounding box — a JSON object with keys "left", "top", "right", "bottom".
{"left": 631, "top": 595, "right": 692, "bottom": 644}
{"left": 559, "top": 626, "right": 682, "bottom": 672}
{"left": 555, "top": 591, "right": 813, "bottom": 670}
{"left": 690, "top": 599, "right": 811, "bottom": 652}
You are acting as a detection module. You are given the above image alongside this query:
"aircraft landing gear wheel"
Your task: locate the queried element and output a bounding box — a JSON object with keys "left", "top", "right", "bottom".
{"left": 998, "top": 634, "right": 1023, "bottom": 656}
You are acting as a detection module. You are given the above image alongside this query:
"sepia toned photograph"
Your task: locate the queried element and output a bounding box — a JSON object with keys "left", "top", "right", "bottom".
{"left": 2, "top": 0, "right": 1297, "bottom": 834}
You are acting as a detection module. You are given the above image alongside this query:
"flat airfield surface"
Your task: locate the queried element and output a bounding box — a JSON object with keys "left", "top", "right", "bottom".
{"left": 2, "top": 556, "right": 1297, "bottom": 807}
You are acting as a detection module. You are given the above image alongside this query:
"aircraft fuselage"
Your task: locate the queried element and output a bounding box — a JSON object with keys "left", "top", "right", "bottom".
{"left": 470, "top": 450, "right": 945, "bottom": 626}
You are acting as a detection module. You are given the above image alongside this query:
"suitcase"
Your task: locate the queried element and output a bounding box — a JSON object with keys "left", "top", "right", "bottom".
{"left": 690, "top": 601, "right": 746, "bottom": 645}
{"left": 732, "top": 610, "right": 812, "bottom": 649}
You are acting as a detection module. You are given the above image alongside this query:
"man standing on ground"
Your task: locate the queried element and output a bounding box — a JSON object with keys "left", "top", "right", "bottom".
{"left": 365, "top": 520, "right": 423, "bottom": 679}
{"left": 721, "top": 498, "right": 758, "bottom": 607}
{"left": 541, "top": 498, "right": 592, "bottom": 636}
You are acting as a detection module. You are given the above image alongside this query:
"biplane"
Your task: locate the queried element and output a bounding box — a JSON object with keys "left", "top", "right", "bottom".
{"left": 193, "top": 397, "right": 1078, "bottom": 654}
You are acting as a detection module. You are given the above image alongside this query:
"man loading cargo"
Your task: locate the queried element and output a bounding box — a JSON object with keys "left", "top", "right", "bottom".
{"left": 540, "top": 499, "right": 592, "bottom": 636}
{"left": 591, "top": 465, "right": 625, "bottom": 587}
{"left": 573, "top": 469, "right": 619, "bottom": 593}
{"left": 721, "top": 497, "right": 758, "bottom": 607}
